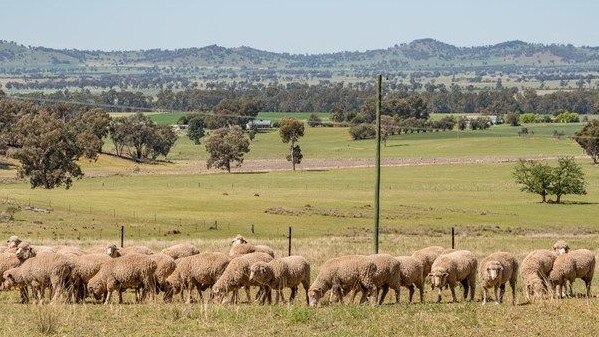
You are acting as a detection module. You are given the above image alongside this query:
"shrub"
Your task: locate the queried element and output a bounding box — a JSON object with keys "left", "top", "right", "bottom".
{"left": 519, "top": 113, "right": 537, "bottom": 124}
{"left": 504, "top": 113, "right": 520, "bottom": 126}
{"left": 307, "top": 113, "right": 322, "bottom": 127}
{"left": 554, "top": 112, "right": 580, "bottom": 123}
{"left": 349, "top": 123, "right": 376, "bottom": 140}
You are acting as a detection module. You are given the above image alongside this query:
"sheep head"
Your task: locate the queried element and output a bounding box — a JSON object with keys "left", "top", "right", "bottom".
{"left": 6, "top": 236, "right": 21, "bottom": 249}
{"left": 87, "top": 277, "right": 106, "bottom": 301}
{"left": 428, "top": 269, "right": 449, "bottom": 289}
{"left": 231, "top": 235, "right": 247, "bottom": 246}
{"left": 552, "top": 240, "right": 569, "bottom": 255}
{"left": 211, "top": 286, "right": 227, "bottom": 304}
{"left": 15, "top": 242, "right": 35, "bottom": 260}
{"left": 483, "top": 261, "right": 504, "bottom": 281}
{"left": 249, "top": 262, "right": 272, "bottom": 285}
{"left": 105, "top": 244, "right": 120, "bottom": 258}
{"left": 308, "top": 287, "right": 324, "bottom": 307}
{"left": 2, "top": 269, "right": 18, "bottom": 290}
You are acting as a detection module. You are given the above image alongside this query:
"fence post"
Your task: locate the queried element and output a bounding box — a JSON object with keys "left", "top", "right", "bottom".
{"left": 288, "top": 227, "right": 292, "bottom": 256}
{"left": 120, "top": 225, "right": 125, "bottom": 248}
{"left": 451, "top": 227, "right": 455, "bottom": 249}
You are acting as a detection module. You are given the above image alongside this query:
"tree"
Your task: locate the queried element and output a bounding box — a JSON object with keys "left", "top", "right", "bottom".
{"left": 205, "top": 97, "right": 262, "bottom": 129}
{"left": 549, "top": 157, "right": 586, "bottom": 203}
{"left": 279, "top": 117, "right": 305, "bottom": 171}
{"left": 504, "top": 113, "right": 520, "bottom": 126}
{"left": 349, "top": 123, "right": 376, "bottom": 140}
{"left": 11, "top": 110, "right": 95, "bottom": 189}
{"left": 187, "top": 115, "right": 205, "bottom": 145}
{"left": 109, "top": 112, "right": 176, "bottom": 161}
{"left": 205, "top": 126, "right": 250, "bottom": 173}
{"left": 380, "top": 115, "right": 399, "bottom": 147}
{"left": 307, "top": 113, "right": 322, "bottom": 127}
{"left": 574, "top": 120, "right": 599, "bottom": 164}
{"left": 513, "top": 160, "right": 554, "bottom": 203}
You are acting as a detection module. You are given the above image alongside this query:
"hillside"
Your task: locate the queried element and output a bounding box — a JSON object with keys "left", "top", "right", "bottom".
{"left": 2, "top": 38, "right": 599, "bottom": 71}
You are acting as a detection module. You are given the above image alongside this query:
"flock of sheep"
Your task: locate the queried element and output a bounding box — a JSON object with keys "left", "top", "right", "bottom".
{"left": 0, "top": 235, "right": 595, "bottom": 306}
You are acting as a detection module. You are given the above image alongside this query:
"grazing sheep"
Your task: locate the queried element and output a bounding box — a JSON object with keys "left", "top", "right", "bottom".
{"left": 520, "top": 249, "right": 556, "bottom": 299}
{"left": 164, "top": 252, "right": 230, "bottom": 303}
{"left": 249, "top": 255, "right": 311, "bottom": 305}
{"left": 411, "top": 246, "right": 452, "bottom": 277}
{"left": 68, "top": 253, "right": 112, "bottom": 302}
{"left": 0, "top": 250, "right": 31, "bottom": 303}
{"left": 307, "top": 255, "right": 377, "bottom": 307}
{"left": 148, "top": 253, "right": 176, "bottom": 293}
{"left": 392, "top": 256, "right": 425, "bottom": 303}
{"left": 212, "top": 252, "right": 273, "bottom": 304}
{"left": 479, "top": 252, "right": 519, "bottom": 305}
{"left": 229, "top": 235, "right": 275, "bottom": 258}
{"left": 105, "top": 244, "right": 153, "bottom": 258}
{"left": 160, "top": 243, "right": 199, "bottom": 260}
{"left": 2, "top": 253, "right": 72, "bottom": 304}
{"left": 550, "top": 249, "right": 595, "bottom": 298}
{"left": 429, "top": 250, "right": 477, "bottom": 303}
{"left": 553, "top": 240, "right": 570, "bottom": 255}
{"left": 87, "top": 253, "right": 157, "bottom": 304}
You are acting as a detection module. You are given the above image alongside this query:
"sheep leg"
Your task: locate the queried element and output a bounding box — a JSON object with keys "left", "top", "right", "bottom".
{"left": 395, "top": 287, "right": 401, "bottom": 304}
{"left": 407, "top": 285, "right": 415, "bottom": 303}
{"left": 436, "top": 288, "right": 442, "bottom": 303}
{"left": 494, "top": 285, "right": 501, "bottom": 305}
{"left": 378, "top": 285, "right": 389, "bottom": 305}
{"left": 244, "top": 286, "right": 252, "bottom": 303}
{"left": 461, "top": 280, "right": 468, "bottom": 302}
{"left": 19, "top": 287, "right": 29, "bottom": 304}
{"left": 510, "top": 279, "right": 517, "bottom": 305}
{"left": 417, "top": 284, "right": 424, "bottom": 303}
{"left": 104, "top": 290, "right": 112, "bottom": 305}
{"left": 449, "top": 284, "right": 457, "bottom": 303}
{"left": 568, "top": 280, "right": 574, "bottom": 298}
{"left": 584, "top": 278, "right": 592, "bottom": 298}
{"left": 290, "top": 287, "right": 297, "bottom": 303}
{"left": 482, "top": 287, "right": 488, "bottom": 305}
{"left": 499, "top": 284, "right": 506, "bottom": 304}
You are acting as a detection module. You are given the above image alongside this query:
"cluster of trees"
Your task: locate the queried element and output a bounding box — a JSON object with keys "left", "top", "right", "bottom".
{"left": 0, "top": 91, "right": 177, "bottom": 189}
{"left": 513, "top": 157, "right": 586, "bottom": 203}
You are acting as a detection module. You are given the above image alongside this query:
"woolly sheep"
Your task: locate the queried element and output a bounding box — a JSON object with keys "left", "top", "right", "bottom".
{"left": 249, "top": 255, "right": 311, "bottom": 305}
{"left": 520, "top": 249, "right": 556, "bottom": 299}
{"left": 212, "top": 252, "right": 273, "bottom": 304}
{"left": 164, "top": 252, "right": 230, "bottom": 303}
{"left": 549, "top": 249, "right": 595, "bottom": 298}
{"left": 553, "top": 240, "right": 570, "bottom": 255}
{"left": 392, "top": 256, "right": 425, "bottom": 303}
{"left": 479, "top": 252, "right": 519, "bottom": 305}
{"left": 105, "top": 244, "right": 153, "bottom": 258}
{"left": 429, "top": 250, "right": 477, "bottom": 303}
{"left": 6, "top": 236, "right": 21, "bottom": 249}
{"left": 411, "top": 246, "right": 452, "bottom": 277}
{"left": 2, "top": 253, "right": 72, "bottom": 304}
{"left": 229, "top": 235, "right": 275, "bottom": 258}
{"left": 307, "top": 255, "right": 377, "bottom": 307}
{"left": 160, "top": 243, "right": 199, "bottom": 260}
{"left": 0, "top": 250, "right": 30, "bottom": 303}
{"left": 68, "top": 253, "right": 112, "bottom": 302}
{"left": 87, "top": 253, "right": 157, "bottom": 304}
{"left": 148, "top": 253, "right": 176, "bottom": 293}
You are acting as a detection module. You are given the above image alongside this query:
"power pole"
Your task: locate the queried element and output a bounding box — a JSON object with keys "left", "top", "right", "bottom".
{"left": 373, "top": 74, "right": 382, "bottom": 254}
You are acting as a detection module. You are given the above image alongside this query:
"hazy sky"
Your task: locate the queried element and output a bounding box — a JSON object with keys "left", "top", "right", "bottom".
{"left": 1, "top": 0, "right": 598, "bottom": 53}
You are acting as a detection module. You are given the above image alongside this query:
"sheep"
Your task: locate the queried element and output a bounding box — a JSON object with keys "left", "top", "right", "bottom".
{"left": 392, "top": 256, "right": 425, "bottom": 303}
{"left": 164, "top": 252, "right": 230, "bottom": 303}
{"left": 105, "top": 243, "right": 153, "bottom": 258}
{"left": 429, "top": 250, "right": 477, "bottom": 303}
{"left": 87, "top": 253, "right": 157, "bottom": 304}
{"left": 479, "top": 252, "right": 519, "bottom": 305}
{"left": 212, "top": 252, "right": 273, "bottom": 304}
{"left": 68, "top": 253, "right": 112, "bottom": 302}
{"left": 229, "top": 235, "right": 275, "bottom": 258}
{"left": 307, "top": 255, "right": 377, "bottom": 307}
{"left": 2, "top": 253, "right": 72, "bottom": 304}
{"left": 148, "top": 253, "right": 176, "bottom": 293}
{"left": 553, "top": 240, "right": 570, "bottom": 255}
{"left": 520, "top": 249, "right": 556, "bottom": 299}
{"left": 549, "top": 249, "right": 595, "bottom": 298}
{"left": 0, "top": 250, "right": 32, "bottom": 303}
{"left": 160, "top": 243, "right": 199, "bottom": 260}
{"left": 5, "top": 236, "right": 21, "bottom": 250}
{"left": 411, "top": 246, "right": 452, "bottom": 277}
{"left": 249, "top": 255, "right": 311, "bottom": 305}
{"left": 343, "top": 254, "right": 403, "bottom": 305}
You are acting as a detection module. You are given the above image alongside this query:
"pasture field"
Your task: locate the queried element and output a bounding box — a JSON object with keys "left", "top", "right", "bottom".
{"left": 1, "top": 120, "right": 598, "bottom": 336}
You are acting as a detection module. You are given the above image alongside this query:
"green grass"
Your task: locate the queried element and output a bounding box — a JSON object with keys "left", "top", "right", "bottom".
{"left": 164, "top": 124, "right": 581, "bottom": 161}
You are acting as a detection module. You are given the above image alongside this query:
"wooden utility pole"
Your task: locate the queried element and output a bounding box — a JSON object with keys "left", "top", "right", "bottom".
{"left": 373, "top": 74, "right": 382, "bottom": 254}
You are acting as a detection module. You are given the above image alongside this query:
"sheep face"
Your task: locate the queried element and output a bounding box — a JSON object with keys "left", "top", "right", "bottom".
{"left": 15, "top": 244, "right": 34, "bottom": 260}
{"left": 87, "top": 279, "right": 106, "bottom": 301}
{"left": 7, "top": 236, "right": 21, "bottom": 249}
{"left": 484, "top": 261, "right": 503, "bottom": 281}
{"left": 249, "top": 262, "right": 271, "bottom": 285}
{"left": 1, "top": 271, "right": 16, "bottom": 290}
{"left": 308, "top": 288, "right": 323, "bottom": 307}
{"left": 211, "top": 287, "right": 226, "bottom": 304}
{"left": 552, "top": 241, "right": 569, "bottom": 255}
{"left": 231, "top": 235, "right": 248, "bottom": 245}
{"left": 429, "top": 270, "right": 449, "bottom": 289}
{"left": 105, "top": 244, "right": 119, "bottom": 258}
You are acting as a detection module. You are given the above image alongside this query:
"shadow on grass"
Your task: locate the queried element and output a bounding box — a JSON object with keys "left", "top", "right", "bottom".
{"left": 554, "top": 201, "right": 599, "bottom": 205}
{"left": 385, "top": 144, "right": 409, "bottom": 148}
{"left": 231, "top": 171, "right": 269, "bottom": 175}
{"left": 0, "top": 161, "right": 16, "bottom": 170}
{"left": 305, "top": 169, "right": 329, "bottom": 172}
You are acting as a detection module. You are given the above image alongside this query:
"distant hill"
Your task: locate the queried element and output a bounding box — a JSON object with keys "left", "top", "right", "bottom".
{"left": 2, "top": 38, "right": 599, "bottom": 71}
